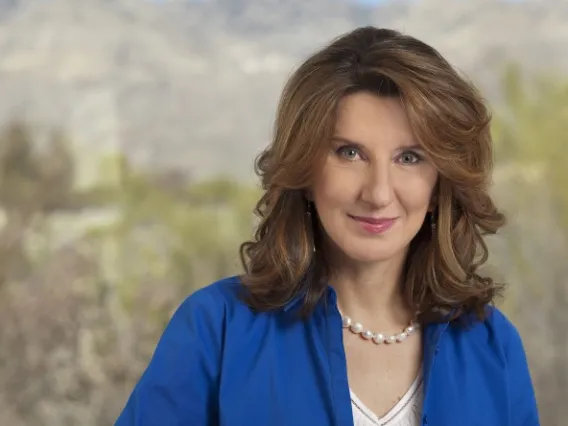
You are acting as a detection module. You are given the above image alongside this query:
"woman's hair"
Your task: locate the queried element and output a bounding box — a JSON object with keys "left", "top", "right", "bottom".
{"left": 239, "top": 26, "right": 506, "bottom": 324}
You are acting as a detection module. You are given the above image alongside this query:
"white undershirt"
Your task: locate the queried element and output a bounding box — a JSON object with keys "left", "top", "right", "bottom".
{"left": 350, "top": 370, "right": 423, "bottom": 426}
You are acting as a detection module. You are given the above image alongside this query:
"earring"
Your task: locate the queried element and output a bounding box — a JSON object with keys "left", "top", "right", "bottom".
{"left": 306, "top": 202, "right": 316, "bottom": 253}
{"left": 430, "top": 212, "right": 437, "bottom": 234}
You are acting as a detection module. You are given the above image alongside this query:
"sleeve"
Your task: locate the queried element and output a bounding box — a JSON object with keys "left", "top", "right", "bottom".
{"left": 115, "top": 287, "right": 226, "bottom": 426}
{"left": 502, "top": 315, "right": 540, "bottom": 426}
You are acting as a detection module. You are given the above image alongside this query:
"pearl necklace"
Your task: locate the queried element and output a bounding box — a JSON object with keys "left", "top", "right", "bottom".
{"left": 341, "top": 314, "right": 420, "bottom": 345}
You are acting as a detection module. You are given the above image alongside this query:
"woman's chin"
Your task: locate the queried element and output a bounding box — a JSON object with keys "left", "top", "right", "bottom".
{"left": 341, "top": 246, "right": 401, "bottom": 264}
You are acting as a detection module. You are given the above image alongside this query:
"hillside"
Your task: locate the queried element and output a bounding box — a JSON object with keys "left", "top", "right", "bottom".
{"left": 0, "top": 0, "right": 566, "bottom": 180}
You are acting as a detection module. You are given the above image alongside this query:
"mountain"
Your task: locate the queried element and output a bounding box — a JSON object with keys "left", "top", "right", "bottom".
{"left": 0, "top": 0, "right": 566, "bottom": 181}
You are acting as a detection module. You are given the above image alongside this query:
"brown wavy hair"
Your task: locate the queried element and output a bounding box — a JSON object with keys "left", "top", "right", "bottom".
{"left": 239, "top": 27, "right": 506, "bottom": 324}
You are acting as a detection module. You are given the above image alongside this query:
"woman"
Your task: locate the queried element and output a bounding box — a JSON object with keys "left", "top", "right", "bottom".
{"left": 115, "top": 27, "right": 539, "bottom": 426}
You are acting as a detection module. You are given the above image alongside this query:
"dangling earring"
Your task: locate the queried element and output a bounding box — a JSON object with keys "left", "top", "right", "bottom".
{"left": 306, "top": 202, "right": 316, "bottom": 253}
{"left": 430, "top": 211, "right": 437, "bottom": 235}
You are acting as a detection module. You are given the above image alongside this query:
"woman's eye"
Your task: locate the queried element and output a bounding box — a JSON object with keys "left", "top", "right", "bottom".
{"left": 399, "top": 151, "right": 422, "bottom": 164}
{"left": 336, "top": 146, "right": 361, "bottom": 161}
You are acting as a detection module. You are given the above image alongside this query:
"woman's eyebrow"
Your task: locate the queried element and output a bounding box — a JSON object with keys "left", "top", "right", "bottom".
{"left": 331, "top": 136, "right": 423, "bottom": 151}
{"left": 329, "top": 136, "right": 366, "bottom": 149}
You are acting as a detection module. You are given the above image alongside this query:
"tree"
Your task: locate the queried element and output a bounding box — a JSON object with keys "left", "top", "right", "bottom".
{"left": 0, "top": 122, "right": 76, "bottom": 285}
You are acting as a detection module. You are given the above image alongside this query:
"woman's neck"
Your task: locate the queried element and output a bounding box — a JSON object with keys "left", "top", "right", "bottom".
{"left": 330, "top": 249, "right": 414, "bottom": 329}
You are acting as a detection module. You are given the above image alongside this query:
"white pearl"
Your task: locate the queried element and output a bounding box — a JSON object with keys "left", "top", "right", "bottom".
{"left": 372, "top": 333, "right": 385, "bottom": 344}
{"left": 341, "top": 315, "right": 417, "bottom": 347}
{"left": 350, "top": 322, "right": 363, "bottom": 334}
{"left": 396, "top": 332, "right": 408, "bottom": 342}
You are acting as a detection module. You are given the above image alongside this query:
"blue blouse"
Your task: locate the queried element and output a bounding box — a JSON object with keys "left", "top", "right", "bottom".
{"left": 115, "top": 275, "right": 540, "bottom": 425}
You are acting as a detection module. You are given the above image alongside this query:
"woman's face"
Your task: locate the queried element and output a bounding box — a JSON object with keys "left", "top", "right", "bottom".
{"left": 310, "top": 92, "right": 438, "bottom": 264}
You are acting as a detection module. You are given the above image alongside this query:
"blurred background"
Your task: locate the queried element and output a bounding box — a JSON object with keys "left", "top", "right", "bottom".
{"left": 0, "top": 0, "right": 566, "bottom": 425}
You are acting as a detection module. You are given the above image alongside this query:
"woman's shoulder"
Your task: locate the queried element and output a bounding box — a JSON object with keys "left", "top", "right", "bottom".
{"left": 174, "top": 275, "right": 252, "bottom": 324}
{"left": 475, "top": 306, "right": 522, "bottom": 342}
{"left": 448, "top": 305, "right": 527, "bottom": 360}
{"left": 114, "top": 276, "right": 251, "bottom": 425}
{"left": 484, "top": 306, "right": 522, "bottom": 337}
{"left": 183, "top": 274, "right": 244, "bottom": 304}
{"left": 484, "top": 306, "right": 528, "bottom": 357}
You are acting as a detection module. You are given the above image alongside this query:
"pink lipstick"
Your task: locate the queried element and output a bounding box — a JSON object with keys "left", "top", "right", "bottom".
{"left": 350, "top": 215, "right": 397, "bottom": 234}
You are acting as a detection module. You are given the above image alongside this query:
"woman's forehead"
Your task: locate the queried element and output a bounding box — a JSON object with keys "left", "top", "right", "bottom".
{"left": 332, "top": 92, "right": 418, "bottom": 149}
